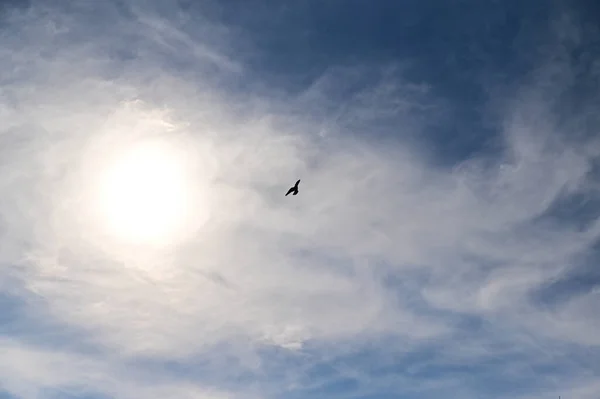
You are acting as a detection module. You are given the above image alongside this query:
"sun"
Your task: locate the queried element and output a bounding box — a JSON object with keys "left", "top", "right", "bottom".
{"left": 94, "top": 140, "right": 192, "bottom": 245}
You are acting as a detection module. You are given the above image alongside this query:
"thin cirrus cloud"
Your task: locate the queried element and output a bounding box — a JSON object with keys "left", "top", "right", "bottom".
{"left": 0, "top": 1, "right": 599, "bottom": 399}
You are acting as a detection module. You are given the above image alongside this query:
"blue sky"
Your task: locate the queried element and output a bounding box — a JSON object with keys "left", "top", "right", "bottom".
{"left": 1, "top": 0, "right": 600, "bottom": 398}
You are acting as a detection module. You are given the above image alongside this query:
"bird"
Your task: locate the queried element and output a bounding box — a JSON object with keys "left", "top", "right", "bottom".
{"left": 285, "top": 179, "right": 300, "bottom": 196}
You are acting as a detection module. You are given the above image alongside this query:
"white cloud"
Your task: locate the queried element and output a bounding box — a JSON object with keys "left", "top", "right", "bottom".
{"left": 0, "top": 1, "right": 599, "bottom": 399}
{"left": 0, "top": 337, "right": 234, "bottom": 399}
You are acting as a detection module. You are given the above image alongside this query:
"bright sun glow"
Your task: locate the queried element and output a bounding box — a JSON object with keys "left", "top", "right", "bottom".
{"left": 96, "top": 140, "right": 191, "bottom": 245}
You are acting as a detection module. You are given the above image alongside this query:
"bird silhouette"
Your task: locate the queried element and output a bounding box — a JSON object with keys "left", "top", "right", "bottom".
{"left": 285, "top": 179, "right": 300, "bottom": 196}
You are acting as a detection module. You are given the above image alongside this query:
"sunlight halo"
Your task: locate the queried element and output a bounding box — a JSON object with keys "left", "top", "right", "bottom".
{"left": 95, "top": 140, "right": 190, "bottom": 244}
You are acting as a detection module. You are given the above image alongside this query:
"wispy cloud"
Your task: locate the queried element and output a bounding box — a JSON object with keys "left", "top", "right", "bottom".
{"left": 0, "top": 1, "right": 599, "bottom": 399}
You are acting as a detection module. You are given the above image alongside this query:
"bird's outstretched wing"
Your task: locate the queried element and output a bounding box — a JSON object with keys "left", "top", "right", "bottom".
{"left": 285, "top": 187, "right": 295, "bottom": 196}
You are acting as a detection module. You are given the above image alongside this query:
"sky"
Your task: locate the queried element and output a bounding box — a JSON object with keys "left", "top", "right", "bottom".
{"left": 0, "top": 0, "right": 600, "bottom": 398}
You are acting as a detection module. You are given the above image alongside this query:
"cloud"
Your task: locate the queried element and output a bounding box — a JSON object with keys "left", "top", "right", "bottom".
{"left": 0, "top": 1, "right": 600, "bottom": 399}
{"left": 0, "top": 336, "right": 235, "bottom": 399}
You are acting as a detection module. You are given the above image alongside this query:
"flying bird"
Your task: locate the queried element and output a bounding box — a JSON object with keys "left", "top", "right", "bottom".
{"left": 285, "top": 179, "right": 300, "bottom": 196}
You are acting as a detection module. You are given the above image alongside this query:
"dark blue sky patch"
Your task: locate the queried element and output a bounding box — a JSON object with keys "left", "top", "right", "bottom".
{"left": 536, "top": 6, "right": 600, "bottom": 146}
{"left": 0, "top": 0, "right": 30, "bottom": 19}
{"left": 202, "top": 0, "right": 557, "bottom": 167}
{"left": 533, "top": 246, "right": 600, "bottom": 308}
{"left": 534, "top": 189, "right": 600, "bottom": 232}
